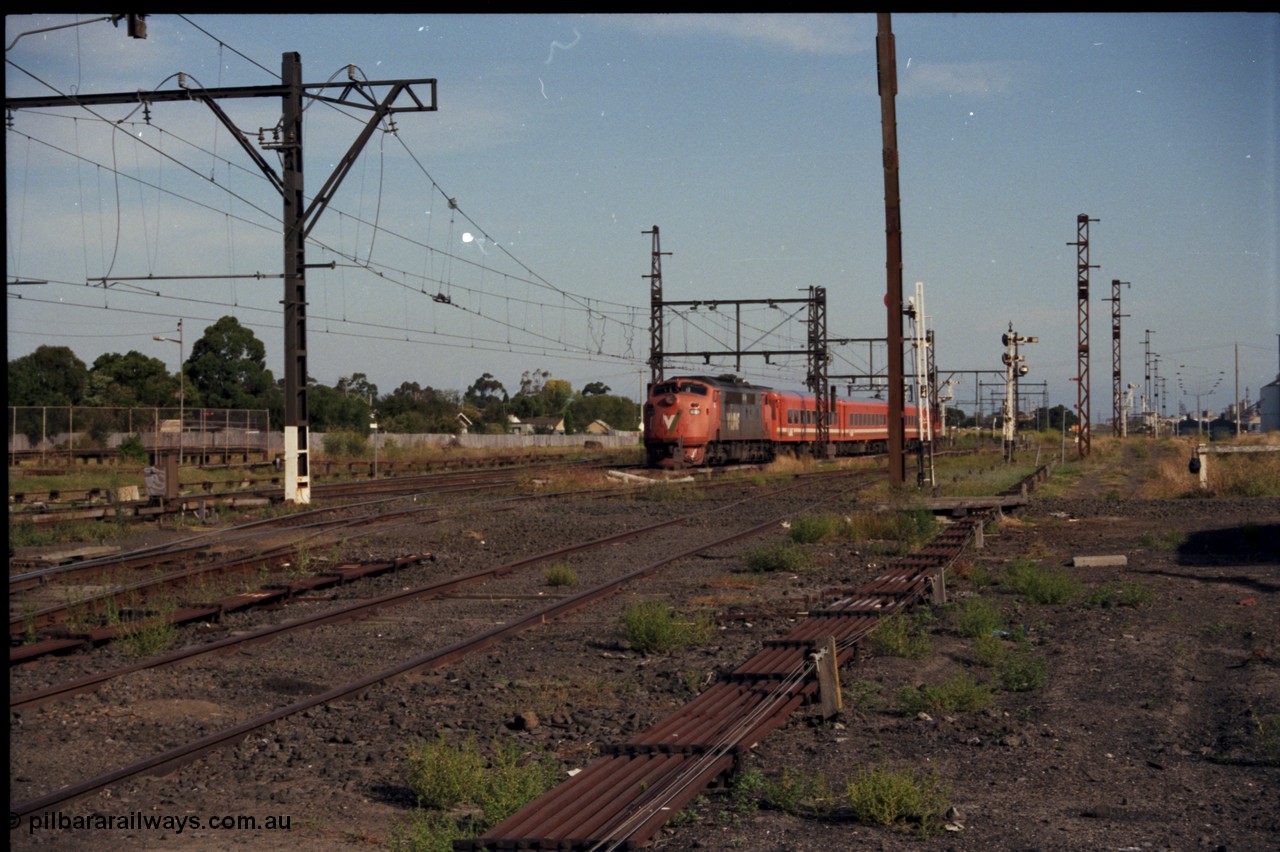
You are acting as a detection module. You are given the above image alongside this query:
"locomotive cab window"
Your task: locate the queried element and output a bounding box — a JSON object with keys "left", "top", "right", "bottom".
{"left": 653, "top": 381, "right": 709, "bottom": 396}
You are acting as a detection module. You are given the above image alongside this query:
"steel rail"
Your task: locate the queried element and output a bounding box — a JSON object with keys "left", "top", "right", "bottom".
{"left": 467, "top": 514, "right": 983, "bottom": 851}
{"left": 9, "top": 475, "right": 851, "bottom": 819}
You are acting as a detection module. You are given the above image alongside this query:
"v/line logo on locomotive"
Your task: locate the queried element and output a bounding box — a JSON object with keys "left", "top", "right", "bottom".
{"left": 644, "top": 375, "right": 932, "bottom": 468}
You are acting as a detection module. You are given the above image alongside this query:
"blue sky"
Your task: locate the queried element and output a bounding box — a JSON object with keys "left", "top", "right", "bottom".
{"left": 6, "top": 13, "right": 1277, "bottom": 420}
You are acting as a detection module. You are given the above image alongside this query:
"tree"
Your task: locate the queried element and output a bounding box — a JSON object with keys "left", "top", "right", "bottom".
{"left": 1038, "top": 405, "right": 1078, "bottom": 431}
{"left": 309, "top": 383, "right": 373, "bottom": 433}
{"left": 568, "top": 393, "right": 641, "bottom": 432}
{"left": 465, "top": 372, "right": 507, "bottom": 407}
{"left": 85, "top": 351, "right": 176, "bottom": 407}
{"left": 336, "top": 372, "right": 378, "bottom": 404}
{"left": 540, "top": 378, "right": 574, "bottom": 415}
{"left": 7, "top": 345, "right": 88, "bottom": 406}
{"left": 186, "top": 316, "right": 276, "bottom": 411}
{"left": 581, "top": 381, "right": 610, "bottom": 397}
{"left": 518, "top": 368, "right": 551, "bottom": 397}
{"left": 380, "top": 381, "right": 461, "bottom": 433}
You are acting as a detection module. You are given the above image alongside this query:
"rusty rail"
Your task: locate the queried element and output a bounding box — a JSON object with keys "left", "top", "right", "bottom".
{"left": 464, "top": 516, "right": 982, "bottom": 850}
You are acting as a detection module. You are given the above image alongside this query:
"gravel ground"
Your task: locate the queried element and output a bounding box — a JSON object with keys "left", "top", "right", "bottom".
{"left": 9, "top": 463, "right": 1279, "bottom": 851}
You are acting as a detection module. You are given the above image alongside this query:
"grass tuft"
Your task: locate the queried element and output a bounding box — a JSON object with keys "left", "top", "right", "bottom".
{"left": 870, "top": 612, "right": 932, "bottom": 659}
{"left": 844, "top": 764, "right": 951, "bottom": 836}
{"left": 1005, "top": 558, "right": 1080, "bottom": 604}
{"left": 621, "top": 600, "right": 715, "bottom": 654}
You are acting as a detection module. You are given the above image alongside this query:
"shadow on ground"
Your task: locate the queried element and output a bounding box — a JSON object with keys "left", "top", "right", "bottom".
{"left": 1176, "top": 524, "right": 1280, "bottom": 566}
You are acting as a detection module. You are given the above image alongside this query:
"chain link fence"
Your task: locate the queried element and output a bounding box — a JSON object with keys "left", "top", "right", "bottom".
{"left": 8, "top": 407, "right": 275, "bottom": 462}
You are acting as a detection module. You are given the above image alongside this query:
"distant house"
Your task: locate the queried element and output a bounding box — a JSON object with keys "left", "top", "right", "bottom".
{"left": 583, "top": 420, "right": 613, "bottom": 435}
{"left": 508, "top": 415, "right": 565, "bottom": 435}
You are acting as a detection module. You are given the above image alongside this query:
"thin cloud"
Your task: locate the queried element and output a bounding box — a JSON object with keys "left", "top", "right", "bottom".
{"left": 605, "top": 13, "right": 866, "bottom": 56}
{"left": 905, "top": 61, "right": 1031, "bottom": 97}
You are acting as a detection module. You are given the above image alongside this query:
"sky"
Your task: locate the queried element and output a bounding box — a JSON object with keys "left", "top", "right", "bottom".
{"left": 6, "top": 13, "right": 1278, "bottom": 421}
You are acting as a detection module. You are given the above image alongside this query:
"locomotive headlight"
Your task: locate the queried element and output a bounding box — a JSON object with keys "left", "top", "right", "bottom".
{"left": 663, "top": 394, "right": 676, "bottom": 405}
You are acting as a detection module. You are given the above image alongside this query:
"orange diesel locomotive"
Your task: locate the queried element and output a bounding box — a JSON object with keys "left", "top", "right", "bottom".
{"left": 643, "top": 375, "right": 934, "bottom": 468}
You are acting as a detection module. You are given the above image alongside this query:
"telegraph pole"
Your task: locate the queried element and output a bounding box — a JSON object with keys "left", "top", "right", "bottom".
{"left": 877, "top": 13, "right": 907, "bottom": 486}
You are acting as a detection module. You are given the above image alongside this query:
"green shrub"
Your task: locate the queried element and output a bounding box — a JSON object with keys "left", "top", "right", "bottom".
{"left": 117, "top": 434, "right": 149, "bottom": 464}
{"left": 401, "top": 734, "right": 560, "bottom": 834}
{"left": 762, "top": 767, "right": 834, "bottom": 817}
{"left": 838, "top": 508, "right": 937, "bottom": 554}
{"left": 895, "top": 673, "right": 993, "bottom": 714}
{"left": 870, "top": 612, "right": 931, "bottom": 659}
{"left": 1253, "top": 712, "right": 1280, "bottom": 766}
{"left": 474, "top": 740, "right": 562, "bottom": 824}
{"left": 971, "top": 633, "right": 1007, "bottom": 667}
{"left": 1087, "top": 580, "right": 1154, "bottom": 609}
{"left": 997, "top": 649, "right": 1048, "bottom": 692}
{"left": 844, "top": 679, "right": 884, "bottom": 710}
{"left": 1005, "top": 558, "right": 1080, "bottom": 604}
{"left": 544, "top": 564, "right": 577, "bottom": 587}
{"left": 743, "top": 542, "right": 812, "bottom": 573}
{"left": 387, "top": 808, "right": 473, "bottom": 852}
{"left": 955, "top": 596, "right": 1004, "bottom": 639}
{"left": 323, "top": 429, "right": 369, "bottom": 458}
{"left": 844, "top": 764, "right": 950, "bottom": 836}
{"left": 405, "top": 733, "right": 487, "bottom": 810}
{"left": 621, "top": 600, "right": 715, "bottom": 654}
{"left": 788, "top": 513, "right": 838, "bottom": 544}
{"left": 114, "top": 613, "right": 177, "bottom": 658}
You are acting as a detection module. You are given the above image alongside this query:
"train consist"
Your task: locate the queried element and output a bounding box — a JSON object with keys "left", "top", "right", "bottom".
{"left": 643, "top": 374, "right": 935, "bottom": 468}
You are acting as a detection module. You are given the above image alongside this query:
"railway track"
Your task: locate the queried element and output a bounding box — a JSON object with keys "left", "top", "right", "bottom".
{"left": 462, "top": 515, "right": 982, "bottom": 850}
{"left": 7, "top": 456, "right": 612, "bottom": 525}
{"left": 464, "top": 467, "right": 1050, "bottom": 850}
{"left": 9, "top": 470, "right": 877, "bottom": 819}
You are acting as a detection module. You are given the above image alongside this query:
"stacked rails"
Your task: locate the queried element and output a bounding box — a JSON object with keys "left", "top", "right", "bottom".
{"left": 464, "top": 514, "right": 982, "bottom": 851}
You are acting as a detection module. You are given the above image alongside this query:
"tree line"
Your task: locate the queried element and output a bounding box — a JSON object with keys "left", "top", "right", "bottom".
{"left": 7, "top": 315, "right": 641, "bottom": 438}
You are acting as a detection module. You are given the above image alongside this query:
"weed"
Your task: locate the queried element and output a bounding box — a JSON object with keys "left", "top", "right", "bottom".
{"left": 543, "top": 564, "right": 577, "bottom": 587}
{"left": 788, "top": 513, "right": 838, "bottom": 544}
{"left": 730, "top": 768, "right": 766, "bottom": 815}
{"left": 1005, "top": 558, "right": 1080, "bottom": 604}
{"left": 387, "top": 808, "right": 475, "bottom": 852}
{"left": 668, "top": 795, "right": 707, "bottom": 827}
{"left": 844, "top": 679, "right": 884, "bottom": 710}
{"left": 837, "top": 507, "right": 937, "bottom": 555}
{"left": 870, "top": 612, "right": 932, "bottom": 659}
{"left": 959, "top": 562, "right": 998, "bottom": 588}
{"left": 844, "top": 764, "right": 951, "bottom": 836}
{"left": 997, "top": 649, "right": 1048, "bottom": 692}
{"left": 972, "top": 633, "right": 1008, "bottom": 667}
{"left": 401, "top": 734, "right": 559, "bottom": 835}
{"left": 621, "top": 600, "right": 715, "bottom": 654}
{"left": 405, "top": 733, "right": 488, "bottom": 810}
{"left": 762, "top": 767, "right": 834, "bottom": 817}
{"left": 896, "top": 673, "right": 993, "bottom": 714}
{"left": 1139, "top": 528, "right": 1185, "bottom": 551}
{"left": 475, "top": 740, "right": 561, "bottom": 824}
{"left": 955, "top": 596, "right": 1004, "bottom": 639}
{"left": 1086, "top": 580, "right": 1154, "bottom": 609}
{"left": 113, "top": 599, "right": 178, "bottom": 658}
{"left": 743, "top": 542, "right": 812, "bottom": 573}
{"left": 1251, "top": 712, "right": 1280, "bottom": 766}
{"left": 680, "top": 669, "right": 706, "bottom": 693}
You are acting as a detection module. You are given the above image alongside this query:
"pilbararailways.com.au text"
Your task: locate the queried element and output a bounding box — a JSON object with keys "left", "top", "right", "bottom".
{"left": 19, "top": 810, "right": 291, "bottom": 835}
